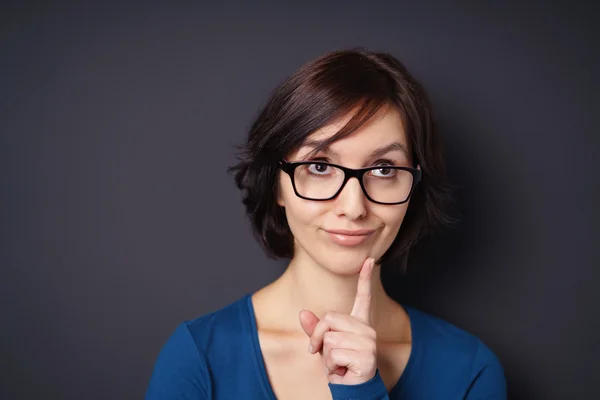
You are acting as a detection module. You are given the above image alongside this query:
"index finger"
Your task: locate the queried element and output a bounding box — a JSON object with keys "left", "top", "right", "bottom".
{"left": 350, "top": 258, "right": 374, "bottom": 324}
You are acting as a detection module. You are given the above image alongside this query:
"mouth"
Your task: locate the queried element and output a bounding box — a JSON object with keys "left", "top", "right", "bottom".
{"left": 323, "top": 228, "right": 376, "bottom": 247}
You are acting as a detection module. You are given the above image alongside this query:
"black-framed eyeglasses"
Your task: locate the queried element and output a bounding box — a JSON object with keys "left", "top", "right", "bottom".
{"left": 278, "top": 160, "right": 421, "bottom": 205}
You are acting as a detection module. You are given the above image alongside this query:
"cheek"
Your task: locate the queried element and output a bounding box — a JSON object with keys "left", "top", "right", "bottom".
{"left": 285, "top": 196, "right": 328, "bottom": 227}
{"left": 379, "top": 205, "right": 409, "bottom": 235}
{"left": 372, "top": 206, "right": 409, "bottom": 256}
{"left": 279, "top": 178, "right": 328, "bottom": 228}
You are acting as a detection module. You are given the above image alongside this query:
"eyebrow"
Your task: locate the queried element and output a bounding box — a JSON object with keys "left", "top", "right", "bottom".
{"left": 302, "top": 140, "right": 409, "bottom": 159}
{"left": 369, "top": 142, "right": 409, "bottom": 159}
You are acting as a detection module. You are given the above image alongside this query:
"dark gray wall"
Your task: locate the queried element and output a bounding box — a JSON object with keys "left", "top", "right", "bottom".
{"left": 2, "top": 2, "right": 598, "bottom": 399}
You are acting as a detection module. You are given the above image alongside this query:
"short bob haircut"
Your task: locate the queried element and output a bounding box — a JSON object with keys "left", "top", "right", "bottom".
{"left": 229, "top": 48, "right": 455, "bottom": 273}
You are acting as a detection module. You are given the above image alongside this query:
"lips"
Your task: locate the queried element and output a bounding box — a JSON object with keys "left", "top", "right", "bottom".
{"left": 323, "top": 228, "right": 376, "bottom": 246}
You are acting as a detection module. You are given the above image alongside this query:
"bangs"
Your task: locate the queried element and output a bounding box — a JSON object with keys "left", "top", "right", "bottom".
{"left": 302, "top": 98, "right": 390, "bottom": 160}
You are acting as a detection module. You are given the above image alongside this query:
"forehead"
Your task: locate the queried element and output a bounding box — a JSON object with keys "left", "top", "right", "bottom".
{"left": 296, "top": 106, "right": 408, "bottom": 158}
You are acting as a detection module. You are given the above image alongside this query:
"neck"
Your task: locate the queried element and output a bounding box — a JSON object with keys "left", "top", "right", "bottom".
{"left": 258, "top": 250, "right": 398, "bottom": 335}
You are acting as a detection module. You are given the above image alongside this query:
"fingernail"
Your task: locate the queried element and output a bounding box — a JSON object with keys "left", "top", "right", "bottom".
{"left": 308, "top": 344, "right": 313, "bottom": 353}
{"left": 370, "top": 258, "right": 375, "bottom": 269}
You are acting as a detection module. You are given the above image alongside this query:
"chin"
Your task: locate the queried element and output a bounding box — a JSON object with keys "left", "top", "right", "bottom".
{"left": 317, "top": 247, "right": 374, "bottom": 276}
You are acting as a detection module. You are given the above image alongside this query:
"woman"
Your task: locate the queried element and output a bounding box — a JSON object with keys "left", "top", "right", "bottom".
{"left": 145, "top": 48, "right": 507, "bottom": 399}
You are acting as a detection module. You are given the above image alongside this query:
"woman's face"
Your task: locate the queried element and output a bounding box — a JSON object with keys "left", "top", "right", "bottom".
{"left": 277, "top": 106, "right": 416, "bottom": 275}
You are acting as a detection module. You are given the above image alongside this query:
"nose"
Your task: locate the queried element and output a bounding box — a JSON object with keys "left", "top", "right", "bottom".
{"left": 333, "top": 177, "right": 368, "bottom": 220}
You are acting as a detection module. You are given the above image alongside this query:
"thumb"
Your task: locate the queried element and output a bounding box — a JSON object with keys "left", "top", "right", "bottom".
{"left": 298, "top": 309, "right": 320, "bottom": 337}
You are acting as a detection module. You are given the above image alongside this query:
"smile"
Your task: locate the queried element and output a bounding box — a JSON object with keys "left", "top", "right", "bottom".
{"left": 323, "top": 229, "right": 376, "bottom": 247}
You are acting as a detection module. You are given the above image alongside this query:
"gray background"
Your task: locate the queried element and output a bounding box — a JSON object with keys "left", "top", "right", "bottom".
{"left": 1, "top": 1, "right": 599, "bottom": 399}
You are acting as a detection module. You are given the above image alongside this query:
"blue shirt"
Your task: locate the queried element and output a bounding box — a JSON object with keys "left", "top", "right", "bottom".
{"left": 145, "top": 294, "right": 507, "bottom": 399}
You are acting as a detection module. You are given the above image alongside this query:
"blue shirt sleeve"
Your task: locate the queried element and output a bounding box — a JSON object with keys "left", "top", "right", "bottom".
{"left": 328, "top": 370, "right": 390, "bottom": 400}
{"left": 145, "top": 323, "right": 211, "bottom": 400}
{"left": 464, "top": 340, "right": 507, "bottom": 399}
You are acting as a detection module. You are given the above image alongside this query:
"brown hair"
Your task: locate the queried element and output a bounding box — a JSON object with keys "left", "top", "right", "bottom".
{"left": 229, "top": 48, "right": 456, "bottom": 273}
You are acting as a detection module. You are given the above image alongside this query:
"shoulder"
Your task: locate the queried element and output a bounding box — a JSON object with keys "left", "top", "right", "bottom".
{"left": 183, "top": 294, "right": 252, "bottom": 352}
{"left": 404, "top": 305, "right": 507, "bottom": 398}
{"left": 145, "top": 295, "right": 252, "bottom": 399}
{"left": 405, "top": 305, "right": 501, "bottom": 365}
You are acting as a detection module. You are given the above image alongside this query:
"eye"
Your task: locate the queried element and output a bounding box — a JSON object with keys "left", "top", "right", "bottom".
{"left": 307, "top": 163, "right": 332, "bottom": 175}
{"left": 369, "top": 159, "right": 398, "bottom": 178}
{"left": 370, "top": 166, "right": 397, "bottom": 178}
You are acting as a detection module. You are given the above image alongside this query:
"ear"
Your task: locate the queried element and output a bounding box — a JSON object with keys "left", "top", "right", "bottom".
{"left": 276, "top": 172, "right": 285, "bottom": 207}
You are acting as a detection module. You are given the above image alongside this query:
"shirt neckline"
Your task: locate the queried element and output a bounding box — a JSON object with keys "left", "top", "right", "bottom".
{"left": 243, "top": 293, "right": 418, "bottom": 399}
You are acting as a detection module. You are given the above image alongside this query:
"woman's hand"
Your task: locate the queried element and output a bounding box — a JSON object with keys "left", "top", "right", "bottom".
{"left": 299, "top": 258, "right": 377, "bottom": 385}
